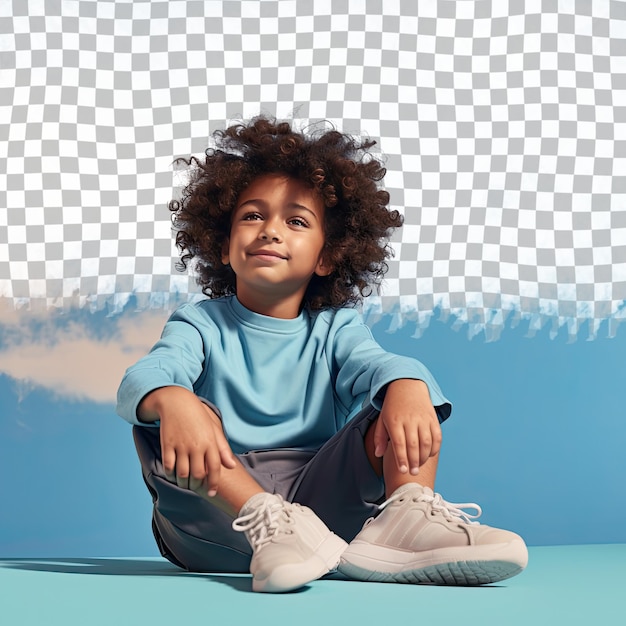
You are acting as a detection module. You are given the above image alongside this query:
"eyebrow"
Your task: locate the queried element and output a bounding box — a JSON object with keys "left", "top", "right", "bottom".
{"left": 236, "top": 199, "right": 320, "bottom": 221}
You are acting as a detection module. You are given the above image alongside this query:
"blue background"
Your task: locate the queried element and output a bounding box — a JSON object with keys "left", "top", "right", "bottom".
{"left": 1, "top": 309, "right": 624, "bottom": 558}
{"left": 2, "top": 0, "right": 625, "bottom": 562}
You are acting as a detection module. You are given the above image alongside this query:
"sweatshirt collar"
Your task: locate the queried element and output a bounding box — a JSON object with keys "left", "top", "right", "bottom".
{"left": 228, "top": 296, "right": 309, "bottom": 334}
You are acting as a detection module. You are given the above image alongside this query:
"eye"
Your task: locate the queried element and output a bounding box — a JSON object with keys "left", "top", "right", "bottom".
{"left": 289, "top": 217, "right": 310, "bottom": 228}
{"left": 242, "top": 212, "right": 263, "bottom": 221}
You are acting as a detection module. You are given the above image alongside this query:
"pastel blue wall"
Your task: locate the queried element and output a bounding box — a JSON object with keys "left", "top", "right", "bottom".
{"left": 374, "top": 316, "right": 626, "bottom": 547}
{"left": 2, "top": 0, "right": 625, "bottom": 559}
{"left": 1, "top": 312, "right": 624, "bottom": 558}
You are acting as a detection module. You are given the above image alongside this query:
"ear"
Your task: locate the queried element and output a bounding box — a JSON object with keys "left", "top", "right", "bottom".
{"left": 314, "top": 253, "right": 333, "bottom": 277}
{"left": 221, "top": 239, "right": 230, "bottom": 266}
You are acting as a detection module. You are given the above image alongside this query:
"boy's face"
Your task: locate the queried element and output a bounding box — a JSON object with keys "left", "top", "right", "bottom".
{"left": 222, "top": 174, "right": 332, "bottom": 317}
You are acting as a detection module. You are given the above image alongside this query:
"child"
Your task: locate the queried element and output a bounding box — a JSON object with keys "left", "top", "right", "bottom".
{"left": 116, "top": 116, "right": 528, "bottom": 593}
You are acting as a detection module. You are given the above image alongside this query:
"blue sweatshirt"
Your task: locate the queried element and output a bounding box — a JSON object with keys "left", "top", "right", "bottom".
{"left": 116, "top": 296, "right": 451, "bottom": 454}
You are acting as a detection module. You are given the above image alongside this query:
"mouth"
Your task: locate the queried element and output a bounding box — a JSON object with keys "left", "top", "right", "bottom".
{"left": 250, "top": 250, "right": 287, "bottom": 260}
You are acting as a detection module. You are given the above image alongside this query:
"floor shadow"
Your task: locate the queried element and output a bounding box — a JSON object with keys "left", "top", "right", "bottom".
{"left": 0, "top": 558, "right": 316, "bottom": 593}
{"left": 202, "top": 574, "right": 311, "bottom": 594}
{"left": 1, "top": 558, "right": 503, "bottom": 591}
{"left": 1, "top": 557, "right": 231, "bottom": 578}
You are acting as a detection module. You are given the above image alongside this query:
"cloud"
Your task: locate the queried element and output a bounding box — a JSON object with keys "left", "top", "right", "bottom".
{"left": 0, "top": 303, "right": 169, "bottom": 404}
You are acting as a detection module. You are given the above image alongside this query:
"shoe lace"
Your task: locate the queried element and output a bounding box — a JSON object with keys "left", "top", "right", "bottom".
{"left": 232, "top": 497, "right": 295, "bottom": 551}
{"left": 379, "top": 488, "right": 483, "bottom": 525}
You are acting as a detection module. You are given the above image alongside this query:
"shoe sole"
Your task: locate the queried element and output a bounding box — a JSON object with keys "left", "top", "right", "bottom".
{"left": 253, "top": 533, "right": 348, "bottom": 593}
{"left": 338, "top": 538, "right": 528, "bottom": 586}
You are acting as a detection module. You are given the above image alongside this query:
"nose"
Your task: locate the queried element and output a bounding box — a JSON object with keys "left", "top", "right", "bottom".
{"left": 259, "top": 219, "right": 282, "bottom": 242}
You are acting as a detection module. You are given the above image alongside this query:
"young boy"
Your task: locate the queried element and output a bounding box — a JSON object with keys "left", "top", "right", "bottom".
{"left": 116, "top": 116, "right": 527, "bottom": 593}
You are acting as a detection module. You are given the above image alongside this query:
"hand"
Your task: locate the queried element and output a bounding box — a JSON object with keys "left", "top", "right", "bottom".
{"left": 138, "top": 387, "right": 237, "bottom": 496}
{"left": 373, "top": 379, "right": 442, "bottom": 475}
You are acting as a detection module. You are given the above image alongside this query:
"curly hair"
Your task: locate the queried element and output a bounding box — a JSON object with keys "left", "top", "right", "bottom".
{"left": 169, "top": 116, "right": 403, "bottom": 310}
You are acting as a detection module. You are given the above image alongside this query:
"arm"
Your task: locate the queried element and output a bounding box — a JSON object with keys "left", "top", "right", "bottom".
{"left": 373, "top": 378, "right": 442, "bottom": 475}
{"left": 138, "top": 386, "right": 236, "bottom": 496}
{"left": 331, "top": 309, "right": 451, "bottom": 422}
{"left": 117, "top": 303, "right": 219, "bottom": 425}
{"left": 116, "top": 304, "right": 236, "bottom": 495}
{"left": 330, "top": 310, "right": 449, "bottom": 474}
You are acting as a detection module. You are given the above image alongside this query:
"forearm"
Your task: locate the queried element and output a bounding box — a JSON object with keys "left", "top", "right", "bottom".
{"left": 386, "top": 378, "right": 430, "bottom": 398}
{"left": 137, "top": 386, "right": 194, "bottom": 423}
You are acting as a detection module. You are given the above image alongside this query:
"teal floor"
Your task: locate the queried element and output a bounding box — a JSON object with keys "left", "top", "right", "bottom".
{"left": 2, "top": 544, "right": 623, "bottom": 626}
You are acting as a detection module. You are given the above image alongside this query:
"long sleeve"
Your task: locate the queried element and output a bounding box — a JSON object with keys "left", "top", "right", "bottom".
{"left": 116, "top": 306, "right": 208, "bottom": 425}
{"left": 330, "top": 309, "right": 451, "bottom": 425}
{"left": 116, "top": 297, "right": 451, "bottom": 452}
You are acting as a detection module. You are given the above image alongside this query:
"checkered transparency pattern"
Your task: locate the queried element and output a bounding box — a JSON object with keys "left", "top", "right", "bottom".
{"left": 1, "top": 0, "right": 625, "bottom": 339}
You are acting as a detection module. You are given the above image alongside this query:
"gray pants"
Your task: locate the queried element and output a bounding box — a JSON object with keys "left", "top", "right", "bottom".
{"left": 133, "top": 407, "right": 385, "bottom": 573}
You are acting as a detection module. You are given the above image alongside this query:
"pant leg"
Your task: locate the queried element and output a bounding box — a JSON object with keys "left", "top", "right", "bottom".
{"left": 133, "top": 425, "right": 252, "bottom": 573}
{"left": 288, "top": 406, "right": 385, "bottom": 542}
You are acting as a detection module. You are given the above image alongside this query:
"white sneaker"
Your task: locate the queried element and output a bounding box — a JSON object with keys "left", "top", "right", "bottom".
{"left": 339, "top": 483, "right": 528, "bottom": 585}
{"left": 232, "top": 493, "right": 348, "bottom": 593}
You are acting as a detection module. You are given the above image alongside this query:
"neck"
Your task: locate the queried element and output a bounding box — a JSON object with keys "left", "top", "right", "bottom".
{"left": 235, "top": 288, "right": 305, "bottom": 319}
